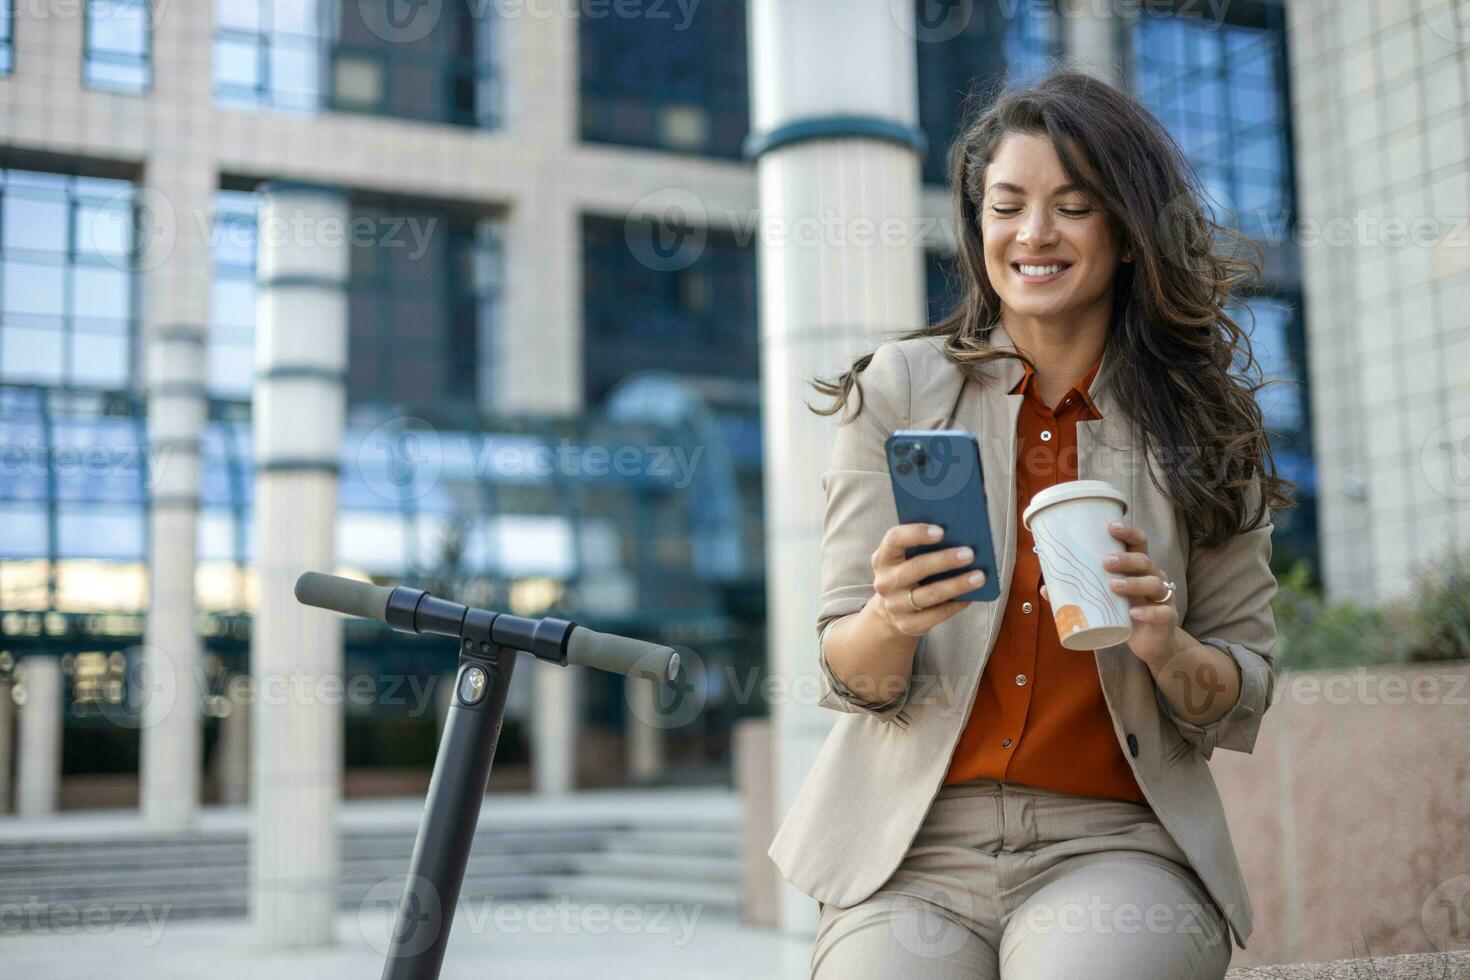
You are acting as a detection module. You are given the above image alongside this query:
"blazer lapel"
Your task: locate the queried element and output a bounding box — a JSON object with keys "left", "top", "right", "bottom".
{"left": 940, "top": 324, "right": 1145, "bottom": 727}
{"left": 924, "top": 329, "right": 1025, "bottom": 694}
{"left": 1072, "top": 344, "right": 1147, "bottom": 735}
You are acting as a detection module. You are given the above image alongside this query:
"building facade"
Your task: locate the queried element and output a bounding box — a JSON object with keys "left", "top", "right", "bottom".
{"left": 1285, "top": 0, "right": 1470, "bottom": 603}
{"left": 0, "top": 0, "right": 1330, "bottom": 830}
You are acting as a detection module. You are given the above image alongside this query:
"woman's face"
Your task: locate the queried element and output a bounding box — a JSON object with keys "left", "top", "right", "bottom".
{"left": 979, "top": 132, "right": 1126, "bottom": 324}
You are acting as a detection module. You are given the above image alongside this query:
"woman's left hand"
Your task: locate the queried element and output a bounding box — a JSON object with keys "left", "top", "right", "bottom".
{"left": 1040, "top": 520, "right": 1179, "bottom": 667}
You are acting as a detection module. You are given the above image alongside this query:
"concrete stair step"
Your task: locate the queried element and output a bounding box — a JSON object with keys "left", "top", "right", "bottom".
{"left": 538, "top": 874, "right": 739, "bottom": 912}
{"left": 561, "top": 851, "right": 738, "bottom": 882}
{"left": 0, "top": 824, "right": 742, "bottom": 931}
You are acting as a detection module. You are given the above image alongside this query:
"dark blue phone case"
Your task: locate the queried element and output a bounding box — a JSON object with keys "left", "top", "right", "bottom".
{"left": 885, "top": 429, "right": 1001, "bottom": 602}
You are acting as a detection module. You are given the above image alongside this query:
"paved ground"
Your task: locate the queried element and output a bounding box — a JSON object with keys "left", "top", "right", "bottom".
{"left": 1223, "top": 951, "right": 1470, "bottom": 979}
{"left": 4, "top": 793, "right": 1466, "bottom": 977}
{"left": 7, "top": 907, "right": 1466, "bottom": 979}
{"left": 5, "top": 906, "right": 816, "bottom": 980}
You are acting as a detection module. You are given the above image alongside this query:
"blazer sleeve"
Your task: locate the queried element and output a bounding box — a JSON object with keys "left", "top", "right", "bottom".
{"left": 1158, "top": 477, "right": 1279, "bottom": 761}
{"left": 814, "top": 341, "right": 915, "bottom": 723}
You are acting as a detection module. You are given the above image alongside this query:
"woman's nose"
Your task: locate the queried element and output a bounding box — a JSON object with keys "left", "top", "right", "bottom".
{"left": 1017, "top": 209, "right": 1058, "bottom": 247}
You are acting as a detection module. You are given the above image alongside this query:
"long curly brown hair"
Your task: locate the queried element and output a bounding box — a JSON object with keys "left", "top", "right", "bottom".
{"left": 809, "top": 69, "right": 1297, "bottom": 549}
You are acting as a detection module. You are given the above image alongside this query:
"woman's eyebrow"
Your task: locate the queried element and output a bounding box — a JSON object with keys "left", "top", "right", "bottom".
{"left": 986, "top": 181, "right": 1083, "bottom": 196}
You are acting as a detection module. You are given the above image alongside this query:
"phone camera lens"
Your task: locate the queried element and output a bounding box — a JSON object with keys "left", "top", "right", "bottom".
{"left": 913, "top": 450, "right": 928, "bottom": 467}
{"left": 895, "top": 461, "right": 912, "bottom": 475}
{"left": 893, "top": 444, "right": 909, "bottom": 457}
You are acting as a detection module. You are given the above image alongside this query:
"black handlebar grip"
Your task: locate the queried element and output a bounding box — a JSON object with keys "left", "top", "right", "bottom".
{"left": 566, "top": 627, "right": 680, "bottom": 683}
{"left": 294, "top": 572, "right": 395, "bottom": 624}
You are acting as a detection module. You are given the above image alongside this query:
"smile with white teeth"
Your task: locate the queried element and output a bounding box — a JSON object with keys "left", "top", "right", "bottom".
{"left": 1016, "top": 263, "right": 1068, "bottom": 276}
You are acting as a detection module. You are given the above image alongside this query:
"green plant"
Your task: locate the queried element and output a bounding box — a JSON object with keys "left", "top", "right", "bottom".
{"left": 1269, "top": 560, "right": 1411, "bottom": 672}
{"left": 1401, "top": 544, "right": 1470, "bottom": 663}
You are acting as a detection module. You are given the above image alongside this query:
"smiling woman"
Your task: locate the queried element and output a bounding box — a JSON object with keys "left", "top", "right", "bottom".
{"left": 813, "top": 69, "right": 1297, "bottom": 549}
{"left": 779, "top": 68, "right": 1298, "bottom": 980}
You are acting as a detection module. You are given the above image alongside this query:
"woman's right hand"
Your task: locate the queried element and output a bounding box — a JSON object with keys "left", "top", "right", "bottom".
{"left": 870, "top": 523, "right": 986, "bottom": 638}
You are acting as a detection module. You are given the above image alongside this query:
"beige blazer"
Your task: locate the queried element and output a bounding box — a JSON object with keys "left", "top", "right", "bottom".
{"left": 767, "top": 327, "right": 1278, "bottom": 951}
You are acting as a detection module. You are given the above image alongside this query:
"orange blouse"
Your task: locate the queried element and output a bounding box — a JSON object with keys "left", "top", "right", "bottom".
{"left": 942, "top": 349, "right": 1147, "bottom": 804}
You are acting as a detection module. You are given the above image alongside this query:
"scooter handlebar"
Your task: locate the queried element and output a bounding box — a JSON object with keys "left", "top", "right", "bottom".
{"left": 567, "top": 626, "right": 681, "bottom": 683}
{"left": 293, "top": 572, "right": 680, "bottom": 683}
{"left": 294, "top": 571, "right": 394, "bottom": 624}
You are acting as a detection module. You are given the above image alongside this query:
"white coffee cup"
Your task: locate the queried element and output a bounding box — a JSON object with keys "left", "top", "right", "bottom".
{"left": 1022, "top": 479, "right": 1134, "bottom": 651}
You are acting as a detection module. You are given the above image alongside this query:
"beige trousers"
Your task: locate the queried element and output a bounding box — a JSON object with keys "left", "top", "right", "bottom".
{"left": 812, "top": 778, "right": 1233, "bottom": 980}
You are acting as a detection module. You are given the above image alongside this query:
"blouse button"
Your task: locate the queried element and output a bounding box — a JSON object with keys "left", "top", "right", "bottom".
{"left": 1002, "top": 738, "right": 1013, "bottom": 748}
{"left": 1040, "top": 430, "right": 1053, "bottom": 442}
{"left": 1015, "top": 674, "right": 1027, "bottom": 686}
{"left": 1021, "top": 601, "right": 1033, "bottom": 614}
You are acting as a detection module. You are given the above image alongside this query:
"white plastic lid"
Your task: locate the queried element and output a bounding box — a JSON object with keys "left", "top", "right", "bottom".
{"left": 1022, "top": 479, "right": 1128, "bottom": 531}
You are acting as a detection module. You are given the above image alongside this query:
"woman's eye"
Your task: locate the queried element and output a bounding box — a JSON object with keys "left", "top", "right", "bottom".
{"left": 991, "top": 205, "right": 1021, "bottom": 215}
{"left": 1059, "top": 208, "right": 1092, "bottom": 217}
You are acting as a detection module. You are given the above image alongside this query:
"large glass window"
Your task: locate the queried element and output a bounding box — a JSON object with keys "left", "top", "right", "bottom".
{"left": 915, "top": 0, "right": 1062, "bottom": 185}
{"left": 1130, "top": 2, "right": 1315, "bottom": 573}
{"left": 205, "top": 190, "right": 502, "bottom": 415}
{"left": 582, "top": 215, "right": 757, "bottom": 406}
{"left": 0, "top": 386, "right": 149, "bottom": 609}
{"left": 208, "top": 191, "right": 260, "bottom": 399}
{"left": 579, "top": 0, "right": 748, "bottom": 158}
{"left": 346, "top": 203, "right": 502, "bottom": 416}
{"left": 332, "top": 0, "right": 499, "bottom": 127}
{"left": 1129, "top": 3, "right": 1293, "bottom": 242}
{"left": 0, "top": 169, "right": 137, "bottom": 389}
{"left": 84, "top": 0, "right": 151, "bottom": 93}
{"left": 214, "top": 0, "right": 324, "bottom": 111}
{"left": 214, "top": 0, "right": 500, "bottom": 128}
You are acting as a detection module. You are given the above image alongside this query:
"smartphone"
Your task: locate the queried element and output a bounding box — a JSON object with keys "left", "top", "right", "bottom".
{"left": 885, "top": 429, "right": 1000, "bottom": 602}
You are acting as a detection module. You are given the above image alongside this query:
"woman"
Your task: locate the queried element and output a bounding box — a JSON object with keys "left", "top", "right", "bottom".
{"left": 767, "top": 69, "right": 1297, "bottom": 979}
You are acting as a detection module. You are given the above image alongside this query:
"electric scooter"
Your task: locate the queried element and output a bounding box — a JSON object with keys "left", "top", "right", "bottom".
{"left": 294, "top": 572, "right": 683, "bottom": 980}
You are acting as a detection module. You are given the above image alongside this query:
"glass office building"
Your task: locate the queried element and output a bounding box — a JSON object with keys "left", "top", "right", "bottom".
{"left": 1128, "top": 0, "right": 1317, "bottom": 572}
{"left": 0, "top": 0, "right": 1317, "bottom": 807}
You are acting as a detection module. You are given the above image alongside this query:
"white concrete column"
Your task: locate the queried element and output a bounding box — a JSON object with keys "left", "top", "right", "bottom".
{"left": 138, "top": 0, "right": 217, "bottom": 834}
{"left": 746, "top": 0, "right": 928, "bottom": 936}
{"left": 625, "top": 681, "right": 664, "bottom": 783}
{"left": 1063, "top": 0, "right": 1122, "bottom": 86}
{"left": 495, "top": 7, "right": 580, "bottom": 415}
{"left": 138, "top": 169, "right": 213, "bottom": 830}
{"left": 215, "top": 690, "right": 249, "bottom": 806}
{"left": 498, "top": 5, "right": 583, "bottom": 792}
{"left": 16, "top": 658, "right": 63, "bottom": 816}
{"left": 532, "top": 667, "right": 577, "bottom": 794}
{"left": 248, "top": 182, "right": 351, "bottom": 950}
{"left": 0, "top": 680, "right": 12, "bottom": 813}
